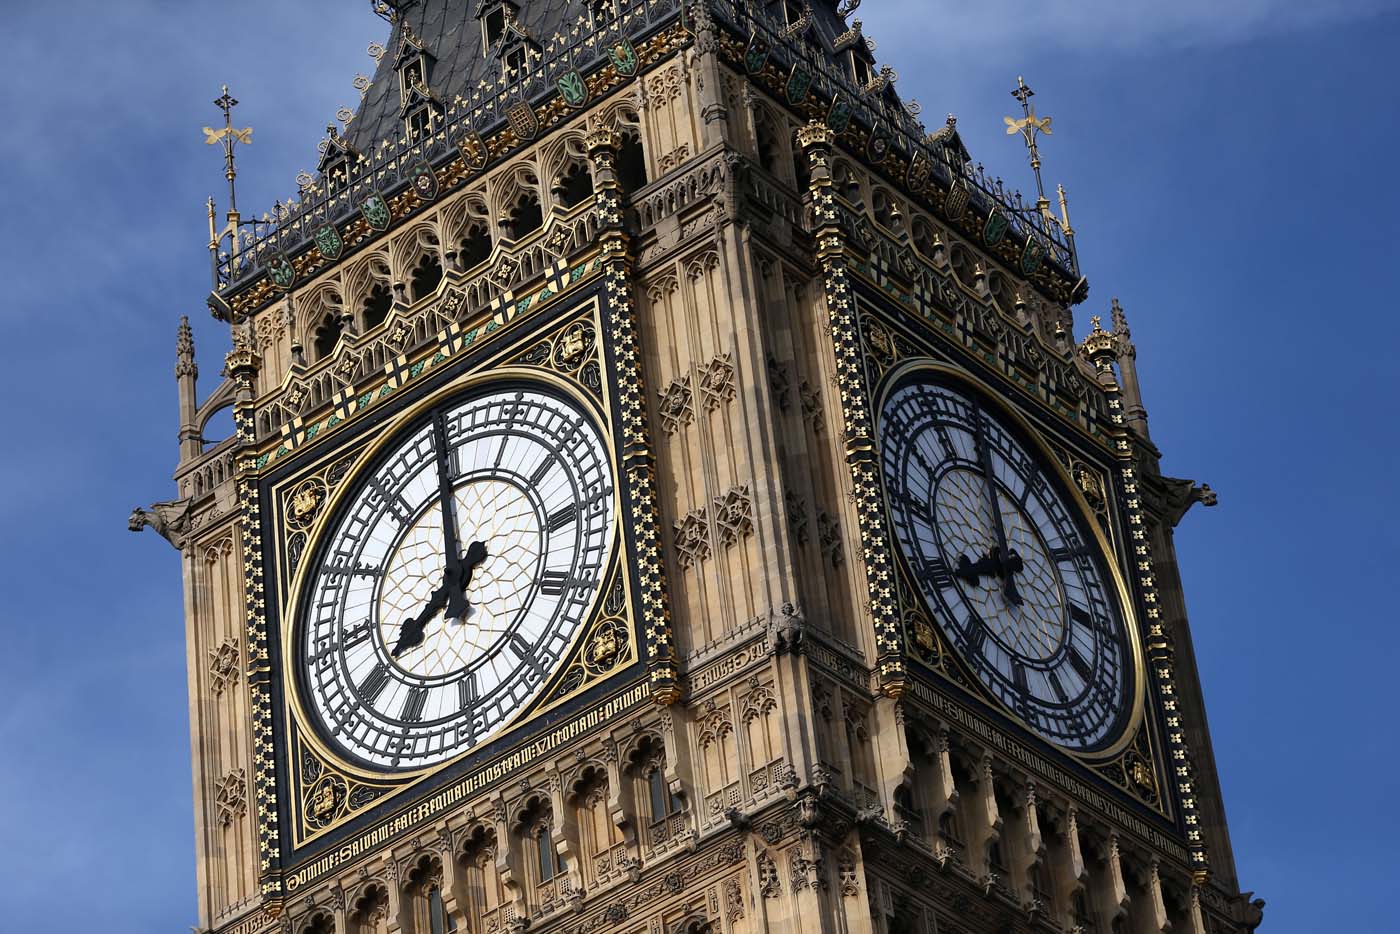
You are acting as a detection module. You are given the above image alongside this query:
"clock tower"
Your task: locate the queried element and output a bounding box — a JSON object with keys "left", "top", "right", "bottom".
{"left": 135, "top": 2, "right": 1264, "bottom": 933}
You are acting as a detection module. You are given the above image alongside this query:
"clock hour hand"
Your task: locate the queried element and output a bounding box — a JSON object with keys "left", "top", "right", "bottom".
{"left": 955, "top": 546, "right": 1025, "bottom": 587}
{"left": 391, "top": 582, "right": 449, "bottom": 658}
{"left": 446, "top": 540, "right": 489, "bottom": 619}
{"left": 391, "top": 541, "right": 487, "bottom": 658}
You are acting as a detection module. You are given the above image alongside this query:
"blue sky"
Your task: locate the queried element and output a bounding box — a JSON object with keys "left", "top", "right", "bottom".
{"left": 0, "top": 1, "right": 1395, "bottom": 930}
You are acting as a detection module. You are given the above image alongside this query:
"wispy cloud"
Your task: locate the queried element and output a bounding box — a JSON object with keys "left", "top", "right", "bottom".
{"left": 863, "top": 0, "right": 1396, "bottom": 58}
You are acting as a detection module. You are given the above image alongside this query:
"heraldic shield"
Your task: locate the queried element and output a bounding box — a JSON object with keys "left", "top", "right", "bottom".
{"left": 983, "top": 208, "right": 1009, "bottom": 246}
{"left": 827, "top": 95, "right": 853, "bottom": 135}
{"left": 609, "top": 38, "right": 639, "bottom": 76}
{"left": 507, "top": 100, "right": 539, "bottom": 140}
{"left": 314, "top": 224, "right": 343, "bottom": 261}
{"left": 267, "top": 252, "right": 296, "bottom": 291}
{"left": 943, "top": 179, "right": 970, "bottom": 222}
{"left": 456, "top": 129, "right": 489, "bottom": 170}
{"left": 786, "top": 64, "right": 812, "bottom": 104}
{"left": 744, "top": 31, "right": 770, "bottom": 75}
{"left": 1020, "top": 237, "right": 1045, "bottom": 275}
{"left": 358, "top": 191, "right": 392, "bottom": 231}
{"left": 408, "top": 160, "right": 439, "bottom": 201}
{"left": 557, "top": 69, "right": 589, "bottom": 108}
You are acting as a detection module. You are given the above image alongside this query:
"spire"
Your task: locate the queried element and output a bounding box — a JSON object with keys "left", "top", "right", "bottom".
{"left": 176, "top": 315, "right": 198, "bottom": 381}
{"left": 1110, "top": 296, "right": 1132, "bottom": 344}
{"left": 1109, "top": 298, "right": 1149, "bottom": 435}
{"left": 176, "top": 316, "right": 202, "bottom": 462}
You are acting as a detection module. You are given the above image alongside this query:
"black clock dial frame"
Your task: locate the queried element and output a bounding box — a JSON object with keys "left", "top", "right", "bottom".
{"left": 292, "top": 380, "right": 616, "bottom": 773}
{"left": 879, "top": 367, "right": 1138, "bottom": 753}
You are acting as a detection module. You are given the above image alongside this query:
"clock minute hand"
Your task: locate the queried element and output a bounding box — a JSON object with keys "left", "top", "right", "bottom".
{"left": 974, "top": 410, "right": 1024, "bottom": 607}
{"left": 431, "top": 411, "right": 471, "bottom": 620}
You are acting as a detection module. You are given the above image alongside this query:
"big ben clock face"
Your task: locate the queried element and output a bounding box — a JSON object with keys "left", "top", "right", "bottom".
{"left": 296, "top": 384, "right": 615, "bottom": 771}
{"left": 879, "top": 370, "right": 1136, "bottom": 752}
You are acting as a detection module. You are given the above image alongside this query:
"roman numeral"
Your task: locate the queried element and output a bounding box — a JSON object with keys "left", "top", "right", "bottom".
{"left": 1012, "top": 661, "right": 1029, "bottom": 696}
{"left": 1051, "top": 545, "right": 1089, "bottom": 562}
{"left": 369, "top": 476, "right": 413, "bottom": 524}
{"left": 343, "top": 619, "right": 374, "bottom": 650}
{"left": 509, "top": 633, "right": 546, "bottom": 675}
{"left": 358, "top": 662, "right": 391, "bottom": 704}
{"left": 400, "top": 686, "right": 428, "bottom": 723}
{"left": 924, "top": 557, "right": 954, "bottom": 590}
{"left": 547, "top": 503, "right": 578, "bottom": 533}
{"left": 458, "top": 672, "right": 479, "bottom": 710}
{"left": 1048, "top": 671, "right": 1069, "bottom": 703}
{"left": 1068, "top": 647, "right": 1093, "bottom": 682}
{"left": 530, "top": 457, "right": 554, "bottom": 486}
{"left": 965, "top": 627, "right": 986, "bottom": 658}
{"left": 540, "top": 570, "right": 572, "bottom": 595}
{"left": 1068, "top": 603, "right": 1095, "bottom": 628}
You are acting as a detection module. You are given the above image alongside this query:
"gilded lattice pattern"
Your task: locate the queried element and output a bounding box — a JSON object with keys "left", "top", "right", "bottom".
{"left": 800, "top": 123, "right": 906, "bottom": 689}
{"left": 589, "top": 129, "right": 679, "bottom": 701}
{"left": 227, "top": 346, "right": 283, "bottom": 904}
{"left": 1087, "top": 344, "right": 1205, "bottom": 869}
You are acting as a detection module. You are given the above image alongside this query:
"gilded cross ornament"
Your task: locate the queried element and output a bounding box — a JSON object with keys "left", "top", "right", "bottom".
{"left": 1004, "top": 76, "right": 1054, "bottom": 226}
{"left": 204, "top": 85, "right": 252, "bottom": 213}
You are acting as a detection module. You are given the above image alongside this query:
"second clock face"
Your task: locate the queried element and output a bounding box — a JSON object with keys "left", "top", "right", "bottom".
{"left": 879, "top": 373, "right": 1134, "bottom": 752}
{"left": 298, "top": 385, "right": 615, "bottom": 770}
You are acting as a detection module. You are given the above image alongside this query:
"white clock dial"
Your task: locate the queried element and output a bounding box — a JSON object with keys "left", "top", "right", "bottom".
{"left": 879, "top": 375, "right": 1134, "bottom": 751}
{"left": 299, "top": 386, "right": 614, "bottom": 770}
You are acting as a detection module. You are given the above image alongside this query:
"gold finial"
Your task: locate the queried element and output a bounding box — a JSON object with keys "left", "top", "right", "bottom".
{"left": 204, "top": 86, "right": 254, "bottom": 289}
{"left": 203, "top": 85, "right": 253, "bottom": 213}
{"left": 1079, "top": 311, "right": 1118, "bottom": 361}
{"left": 1004, "top": 76, "right": 1054, "bottom": 228}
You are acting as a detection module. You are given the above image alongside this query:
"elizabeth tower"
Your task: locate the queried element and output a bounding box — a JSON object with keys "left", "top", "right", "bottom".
{"left": 134, "top": 2, "right": 1264, "bottom": 933}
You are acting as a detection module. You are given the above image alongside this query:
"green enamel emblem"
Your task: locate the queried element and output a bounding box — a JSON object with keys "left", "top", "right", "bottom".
{"left": 267, "top": 253, "right": 295, "bottom": 290}
{"left": 786, "top": 64, "right": 812, "bottom": 104}
{"left": 358, "top": 192, "right": 391, "bottom": 231}
{"left": 827, "top": 95, "right": 853, "bottom": 134}
{"left": 608, "top": 38, "right": 639, "bottom": 76}
{"left": 983, "top": 208, "right": 1009, "bottom": 245}
{"left": 1020, "top": 237, "right": 1045, "bottom": 275}
{"left": 314, "top": 224, "right": 343, "bottom": 261}
{"left": 744, "top": 31, "right": 770, "bottom": 75}
{"left": 557, "top": 69, "right": 589, "bottom": 108}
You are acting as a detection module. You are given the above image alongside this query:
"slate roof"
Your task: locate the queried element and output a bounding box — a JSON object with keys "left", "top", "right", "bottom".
{"left": 339, "top": 0, "right": 875, "bottom": 159}
{"left": 344, "top": 0, "right": 597, "bottom": 155}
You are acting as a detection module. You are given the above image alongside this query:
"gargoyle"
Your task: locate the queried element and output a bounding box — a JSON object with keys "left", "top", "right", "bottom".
{"left": 1159, "top": 477, "right": 1218, "bottom": 529}
{"left": 129, "top": 498, "right": 194, "bottom": 550}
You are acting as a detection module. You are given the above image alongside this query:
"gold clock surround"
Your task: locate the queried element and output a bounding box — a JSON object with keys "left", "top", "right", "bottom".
{"left": 874, "top": 359, "right": 1148, "bottom": 761}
